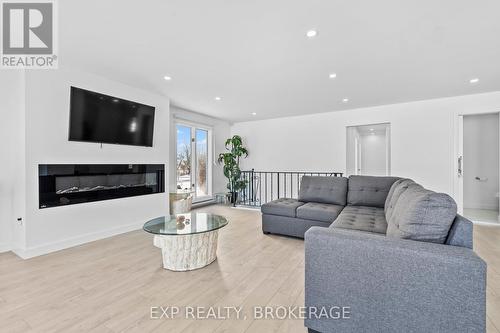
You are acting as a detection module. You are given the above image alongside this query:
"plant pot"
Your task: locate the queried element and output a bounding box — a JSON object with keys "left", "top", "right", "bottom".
{"left": 229, "top": 192, "right": 238, "bottom": 205}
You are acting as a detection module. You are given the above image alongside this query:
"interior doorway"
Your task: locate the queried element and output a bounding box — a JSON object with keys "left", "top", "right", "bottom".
{"left": 458, "top": 113, "right": 500, "bottom": 224}
{"left": 346, "top": 123, "right": 391, "bottom": 176}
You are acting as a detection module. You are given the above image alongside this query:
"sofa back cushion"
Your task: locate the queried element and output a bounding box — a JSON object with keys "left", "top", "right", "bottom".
{"left": 386, "top": 184, "right": 457, "bottom": 244}
{"left": 299, "top": 176, "right": 348, "bottom": 206}
{"left": 347, "top": 175, "right": 400, "bottom": 208}
{"left": 384, "top": 178, "right": 415, "bottom": 221}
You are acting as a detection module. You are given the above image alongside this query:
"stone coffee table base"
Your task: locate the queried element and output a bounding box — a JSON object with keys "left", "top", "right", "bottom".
{"left": 153, "top": 230, "right": 219, "bottom": 271}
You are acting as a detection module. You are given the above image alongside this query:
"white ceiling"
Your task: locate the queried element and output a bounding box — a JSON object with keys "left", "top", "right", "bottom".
{"left": 60, "top": 0, "right": 500, "bottom": 123}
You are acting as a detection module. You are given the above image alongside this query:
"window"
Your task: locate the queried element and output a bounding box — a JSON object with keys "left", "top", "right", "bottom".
{"left": 175, "top": 123, "right": 212, "bottom": 202}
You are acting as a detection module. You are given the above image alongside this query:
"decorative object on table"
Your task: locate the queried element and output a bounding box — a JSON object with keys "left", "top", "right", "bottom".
{"left": 176, "top": 220, "right": 185, "bottom": 230}
{"left": 175, "top": 215, "right": 190, "bottom": 230}
{"left": 143, "top": 213, "right": 229, "bottom": 271}
{"left": 217, "top": 135, "right": 249, "bottom": 207}
{"left": 169, "top": 192, "right": 193, "bottom": 214}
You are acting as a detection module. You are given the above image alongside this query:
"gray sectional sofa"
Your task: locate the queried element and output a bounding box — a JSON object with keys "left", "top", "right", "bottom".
{"left": 260, "top": 175, "right": 486, "bottom": 333}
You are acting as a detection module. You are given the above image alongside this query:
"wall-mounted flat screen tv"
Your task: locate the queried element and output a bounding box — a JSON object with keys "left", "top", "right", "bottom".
{"left": 69, "top": 87, "right": 155, "bottom": 147}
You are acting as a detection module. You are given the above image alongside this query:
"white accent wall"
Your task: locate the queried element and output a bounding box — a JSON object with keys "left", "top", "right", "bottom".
{"left": 0, "top": 71, "right": 26, "bottom": 253}
{"left": 231, "top": 91, "right": 500, "bottom": 197}
{"left": 5, "top": 67, "right": 170, "bottom": 258}
{"left": 463, "top": 113, "right": 499, "bottom": 210}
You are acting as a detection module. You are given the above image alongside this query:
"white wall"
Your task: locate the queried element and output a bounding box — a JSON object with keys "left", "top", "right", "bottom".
{"left": 15, "top": 67, "right": 170, "bottom": 258}
{"left": 360, "top": 133, "right": 387, "bottom": 176}
{"left": 463, "top": 113, "right": 499, "bottom": 210}
{"left": 169, "top": 106, "right": 231, "bottom": 195}
{"left": 0, "top": 71, "right": 26, "bottom": 253}
{"left": 231, "top": 91, "right": 500, "bottom": 197}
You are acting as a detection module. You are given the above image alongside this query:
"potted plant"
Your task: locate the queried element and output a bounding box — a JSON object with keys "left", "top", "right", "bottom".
{"left": 218, "top": 135, "right": 248, "bottom": 206}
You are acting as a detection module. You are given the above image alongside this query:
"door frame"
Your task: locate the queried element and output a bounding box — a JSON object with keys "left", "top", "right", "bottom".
{"left": 452, "top": 110, "right": 500, "bottom": 216}
{"left": 174, "top": 120, "right": 213, "bottom": 203}
{"left": 354, "top": 136, "right": 360, "bottom": 175}
{"left": 346, "top": 122, "right": 392, "bottom": 176}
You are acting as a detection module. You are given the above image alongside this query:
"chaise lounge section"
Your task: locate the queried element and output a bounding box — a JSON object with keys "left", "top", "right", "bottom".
{"left": 261, "top": 175, "right": 487, "bottom": 333}
{"left": 261, "top": 176, "right": 348, "bottom": 238}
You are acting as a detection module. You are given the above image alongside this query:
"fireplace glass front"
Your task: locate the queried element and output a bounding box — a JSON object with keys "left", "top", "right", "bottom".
{"left": 39, "top": 164, "right": 165, "bottom": 208}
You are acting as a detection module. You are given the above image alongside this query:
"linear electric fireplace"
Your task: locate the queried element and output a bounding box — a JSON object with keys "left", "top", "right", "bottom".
{"left": 39, "top": 164, "right": 165, "bottom": 208}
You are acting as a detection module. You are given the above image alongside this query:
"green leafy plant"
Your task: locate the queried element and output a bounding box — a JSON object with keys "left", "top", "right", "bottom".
{"left": 218, "top": 135, "right": 249, "bottom": 205}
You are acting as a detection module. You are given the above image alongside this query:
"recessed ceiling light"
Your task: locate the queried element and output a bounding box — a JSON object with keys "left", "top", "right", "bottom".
{"left": 306, "top": 30, "right": 318, "bottom": 38}
{"left": 370, "top": 128, "right": 374, "bottom": 131}
{"left": 214, "top": 96, "right": 222, "bottom": 101}
{"left": 329, "top": 73, "right": 337, "bottom": 79}
{"left": 469, "top": 78, "right": 479, "bottom": 84}
{"left": 251, "top": 112, "right": 257, "bottom": 116}
{"left": 163, "top": 75, "right": 172, "bottom": 81}
{"left": 342, "top": 98, "right": 349, "bottom": 103}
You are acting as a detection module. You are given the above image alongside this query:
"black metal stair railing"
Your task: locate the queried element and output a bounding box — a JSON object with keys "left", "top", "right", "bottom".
{"left": 237, "top": 169, "right": 343, "bottom": 207}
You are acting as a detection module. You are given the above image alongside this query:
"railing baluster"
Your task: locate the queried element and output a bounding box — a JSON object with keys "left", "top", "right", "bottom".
{"left": 260, "top": 172, "right": 267, "bottom": 204}
{"left": 258, "top": 172, "right": 261, "bottom": 206}
{"left": 264, "top": 173, "right": 267, "bottom": 204}
{"left": 247, "top": 171, "right": 250, "bottom": 206}
{"left": 277, "top": 172, "right": 280, "bottom": 199}
{"left": 284, "top": 173, "right": 287, "bottom": 198}
{"left": 296, "top": 174, "right": 299, "bottom": 198}
{"left": 272, "top": 173, "right": 274, "bottom": 200}
{"left": 244, "top": 171, "right": 247, "bottom": 205}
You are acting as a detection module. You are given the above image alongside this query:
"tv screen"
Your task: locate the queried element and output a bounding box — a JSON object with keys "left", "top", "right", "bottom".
{"left": 69, "top": 87, "right": 155, "bottom": 147}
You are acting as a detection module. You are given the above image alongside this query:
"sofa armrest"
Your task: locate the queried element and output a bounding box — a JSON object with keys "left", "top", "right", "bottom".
{"left": 304, "top": 227, "right": 486, "bottom": 333}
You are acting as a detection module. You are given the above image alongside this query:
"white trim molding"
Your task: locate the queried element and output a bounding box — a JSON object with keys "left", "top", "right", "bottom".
{"left": 12, "top": 221, "right": 144, "bottom": 259}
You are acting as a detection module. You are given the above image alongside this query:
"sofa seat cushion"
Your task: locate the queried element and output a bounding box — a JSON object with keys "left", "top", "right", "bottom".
{"left": 331, "top": 205, "right": 387, "bottom": 234}
{"left": 386, "top": 184, "right": 457, "bottom": 244}
{"left": 296, "top": 202, "right": 344, "bottom": 222}
{"left": 347, "top": 175, "right": 400, "bottom": 208}
{"left": 261, "top": 198, "right": 304, "bottom": 217}
{"left": 299, "top": 176, "right": 348, "bottom": 206}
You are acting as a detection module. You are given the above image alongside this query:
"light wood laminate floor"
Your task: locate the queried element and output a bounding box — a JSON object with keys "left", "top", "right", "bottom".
{"left": 0, "top": 205, "right": 500, "bottom": 333}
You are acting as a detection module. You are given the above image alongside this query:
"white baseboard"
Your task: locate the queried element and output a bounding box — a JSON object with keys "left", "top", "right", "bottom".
{"left": 464, "top": 204, "right": 499, "bottom": 211}
{"left": 12, "top": 221, "right": 144, "bottom": 259}
{"left": 0, "top": 242, "right": 11, "bottom": 253}
{"left": 232, "top": 205, "right": 260, "bottom": 211}
{"left": 472, "top": 220, "right": 500, "bottom": 226}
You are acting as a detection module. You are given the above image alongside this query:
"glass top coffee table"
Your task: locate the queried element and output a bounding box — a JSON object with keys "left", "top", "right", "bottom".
{"left": 143, "top": 213, "right": 228, "bottom": 271}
